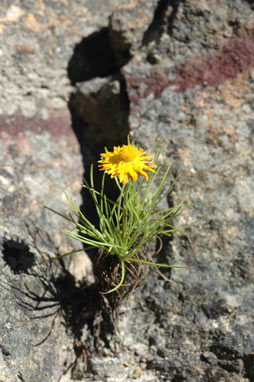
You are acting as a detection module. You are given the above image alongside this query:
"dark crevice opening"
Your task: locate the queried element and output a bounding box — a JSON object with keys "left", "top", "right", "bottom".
{"left": 67, "top": 26, "right": 130, "bottom": 237}
{"left": 67, "top": 73, "right": 129, "bottom": 236}
{"left": 67, "top": 26, "right": 130, "bottom": 163}
{"left": 64, "top": 25, "right": 131, "bottom": 368}
{"left": 68, "top": 27, "right": 121, "bottom": 86}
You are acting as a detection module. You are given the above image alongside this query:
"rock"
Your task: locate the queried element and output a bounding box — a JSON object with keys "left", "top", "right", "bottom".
{"left": 1, "top": 0, "right": 254, "bottom": 381}
{"left": 108, "top": 0, "right": 158, "bottom": 65}
{"left": 119, "top": 0, "right": 254, "bottom": 381}
{"left": 0, "top": 110, "right": 85, "bottom": 381}
{"left": 70, "top": 76, "right": 129, "bottom": 146}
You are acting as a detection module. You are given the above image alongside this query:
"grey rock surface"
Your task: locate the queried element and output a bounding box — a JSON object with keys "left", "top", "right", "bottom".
{"left": 120, "top": 0, "right": 254, "bottom": 381}
{"left": 109, "top": 0, "right": 158, "bottom": 65}
{"left": 1, "top": 0, "right": 254, "bottom": 381}
{"left": 0, "top": 112, "right": 83, "bottom": 381}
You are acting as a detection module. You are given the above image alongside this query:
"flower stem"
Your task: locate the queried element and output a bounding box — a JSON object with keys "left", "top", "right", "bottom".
{"left": 122, "top": 184, "right": 128, "bottom": 239}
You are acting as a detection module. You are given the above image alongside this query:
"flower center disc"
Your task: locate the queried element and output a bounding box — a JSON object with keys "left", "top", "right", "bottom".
{"left": 112, "top": 147, "right": 139, "bottom": 164}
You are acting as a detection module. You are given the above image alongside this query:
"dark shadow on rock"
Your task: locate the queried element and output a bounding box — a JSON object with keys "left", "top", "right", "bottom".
{"left": 2, "top": 238, "right": 35, "bottom": 274}
{"left": 68, "top": 72, "right": 129, "bottom": 156}
{"left": 142, "top": 0, "right": 181, "bottom": 57}
{"left": 1, "top": 249, "right": 114, "bottom": 375}
{"left": 54, "top": 27, "right": 132, "bottom": 368}
{"left": 243, "top": 353, "right": 254, "bottom": 380}
{"left": 67, "top": 27, "right": 130, "bottom": 251}
{"left": 68, "top": 28, "right": 121, "bottom": 86}
{"left": 67, "top": 26, "right": 130, "bottom": 168}
{"left": 142, "top": 0, "right": 171, "bottom": 46}
{"left": 67, "top": 78, "right": 128, "bottom": 233}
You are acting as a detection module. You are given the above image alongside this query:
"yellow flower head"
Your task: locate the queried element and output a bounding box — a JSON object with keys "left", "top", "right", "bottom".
{"left": 98, "top": 143, "right": 156, "bottom": 184}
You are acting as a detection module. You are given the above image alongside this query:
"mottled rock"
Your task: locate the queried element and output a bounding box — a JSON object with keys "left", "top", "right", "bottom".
{"left": 120, "top": 0, "right": 254, "bottom": 381}
{"left": 70, "top": 76, "right": 129, "bottom": 145}
{"left": 0, "top": 0, "right": 129, "bottom": 379}
{"left": 1, "top": 0, "right": 254, "bottom": 381}
{"left": 0, "top": 111, "right": 84, "bottom": 381}
{"left": 0, "top": 0, "right": 127, "bottom": 116}
{"left": 109, "top": 0, "right": 158, "bottom": 65}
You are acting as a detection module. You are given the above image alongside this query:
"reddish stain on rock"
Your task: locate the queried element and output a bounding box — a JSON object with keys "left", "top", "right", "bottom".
{"left": 0, "top": 111, "right": 74, "bottom": 141}
{"left": 127, "top": 29, "right": 254, "bottom": 105}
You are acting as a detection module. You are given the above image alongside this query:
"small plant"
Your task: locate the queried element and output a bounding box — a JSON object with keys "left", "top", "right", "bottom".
{"left": 46, "top": 142, "right": 186, "bottom": 295}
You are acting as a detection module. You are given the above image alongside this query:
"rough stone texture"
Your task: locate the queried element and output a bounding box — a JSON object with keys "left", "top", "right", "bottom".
{"left": 0, "top": 0, "right": 126, "bottom": 116}
{"left": 108, "top": 0, "right": 158, "bottom": 65}
{"left": 0, "top": 111, "right": 83, "bottom": 381}
{"left": 70, "top": 77, "right": 129, "bottom": 145}
{"left": 0, "top": 0, "right": 125, "bottom": 380}
{"left": 1, "top": 0, "right": 254, "bottom": 381}
{"left": 119, "top": 0, "right": 254, "bottom": 381}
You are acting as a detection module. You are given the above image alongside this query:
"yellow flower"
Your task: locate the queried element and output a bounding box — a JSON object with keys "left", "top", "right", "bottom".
{"left": 98, "top": 143, "right": 156, "bottom": 184}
